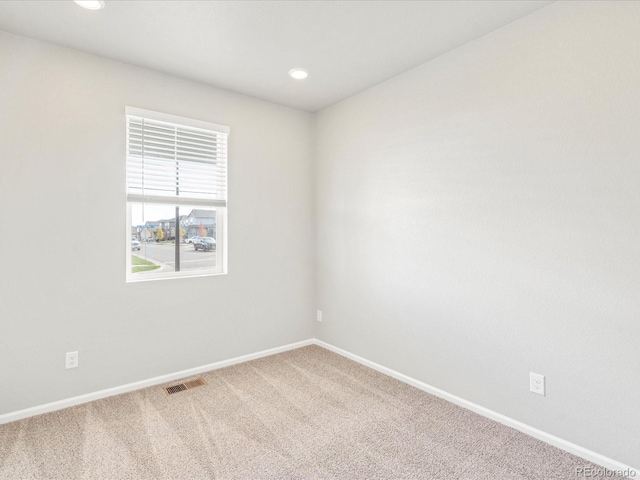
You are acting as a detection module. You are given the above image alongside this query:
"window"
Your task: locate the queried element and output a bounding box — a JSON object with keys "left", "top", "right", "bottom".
{"left": 126, "top": 107, "right": 229, "bottom": 281}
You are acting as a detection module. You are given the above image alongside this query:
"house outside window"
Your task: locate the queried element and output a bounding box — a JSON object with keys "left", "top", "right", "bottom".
{"left": 183, "top": 209, "right": 217, "bottom": 239}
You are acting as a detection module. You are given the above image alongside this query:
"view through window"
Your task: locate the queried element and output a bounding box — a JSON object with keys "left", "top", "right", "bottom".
{"left": 130, "top": 204, "right": 221, "bottom": 276}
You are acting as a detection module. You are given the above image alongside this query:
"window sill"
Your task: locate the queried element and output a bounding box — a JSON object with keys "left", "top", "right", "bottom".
{"left": 126, "top": 269, "right": 226, "bottom": 283}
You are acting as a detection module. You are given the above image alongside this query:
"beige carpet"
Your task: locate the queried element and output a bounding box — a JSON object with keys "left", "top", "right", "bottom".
{"left": 0, "top": 345, "right": 623, "bottom": 479}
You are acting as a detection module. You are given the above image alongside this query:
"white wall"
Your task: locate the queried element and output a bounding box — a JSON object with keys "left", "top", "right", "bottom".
{"left": 0, "top": 31, "right": 315, "bottom": 415}
{"left": 315, "top": 1, "right": 640, "bottom": 468}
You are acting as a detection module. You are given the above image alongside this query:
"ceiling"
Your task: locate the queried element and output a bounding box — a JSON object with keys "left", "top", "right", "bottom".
{"left": 0, "top": 1, "right": 553, "bottom": 112}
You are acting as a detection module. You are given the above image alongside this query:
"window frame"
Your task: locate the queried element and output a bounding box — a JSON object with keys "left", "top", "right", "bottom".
{"left": 125, "top": 107, "right": 229, "bottom": 283}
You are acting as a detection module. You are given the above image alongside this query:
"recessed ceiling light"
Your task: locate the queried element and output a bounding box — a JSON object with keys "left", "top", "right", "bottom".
{"left": 288, "top": 68, "right": 309, "bottom": 80}
{"left": 74, "top": 0, "right": 105, "bottom": 10}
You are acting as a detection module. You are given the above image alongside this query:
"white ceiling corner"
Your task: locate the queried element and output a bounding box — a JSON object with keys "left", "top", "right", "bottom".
{"left": 0, "top": 0, "right": 553, "bottom": 112}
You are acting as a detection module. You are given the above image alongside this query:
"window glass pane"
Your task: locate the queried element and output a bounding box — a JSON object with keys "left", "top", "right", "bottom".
{"left": 130, "top": 203, "right": 218, "bottom": 277}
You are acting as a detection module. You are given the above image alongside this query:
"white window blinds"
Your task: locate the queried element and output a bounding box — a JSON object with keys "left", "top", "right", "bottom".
{"left": 126, "top": 107, "right": 229, "bottom": 207}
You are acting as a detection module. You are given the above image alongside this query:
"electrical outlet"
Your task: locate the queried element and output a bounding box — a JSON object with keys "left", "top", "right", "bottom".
{"left": 316, "top": 310, "right": 323, "bottom": 322}
{"left": 530, "top": 372, "right": 545, "bottom": 396}
{"left": 66, "top": 351, "right": 79, "bottom": 369}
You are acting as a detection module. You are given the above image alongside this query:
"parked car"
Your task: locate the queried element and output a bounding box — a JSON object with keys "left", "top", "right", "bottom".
{"left": 194, "top": 237, "right": 216, "bottom": 251}
{"left": 185, "top": 236, "right": 201, "bottom": 244}
{"left": 131, "top": 239, "right": 141, "bottom": 251}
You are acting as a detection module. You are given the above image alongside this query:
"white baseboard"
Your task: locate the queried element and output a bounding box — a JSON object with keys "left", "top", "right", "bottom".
{"left": 0, "top": 339, "right": 314, "bottom": 425}
{"left": 313, "top": 339, "right": 639, "bottom": 477}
